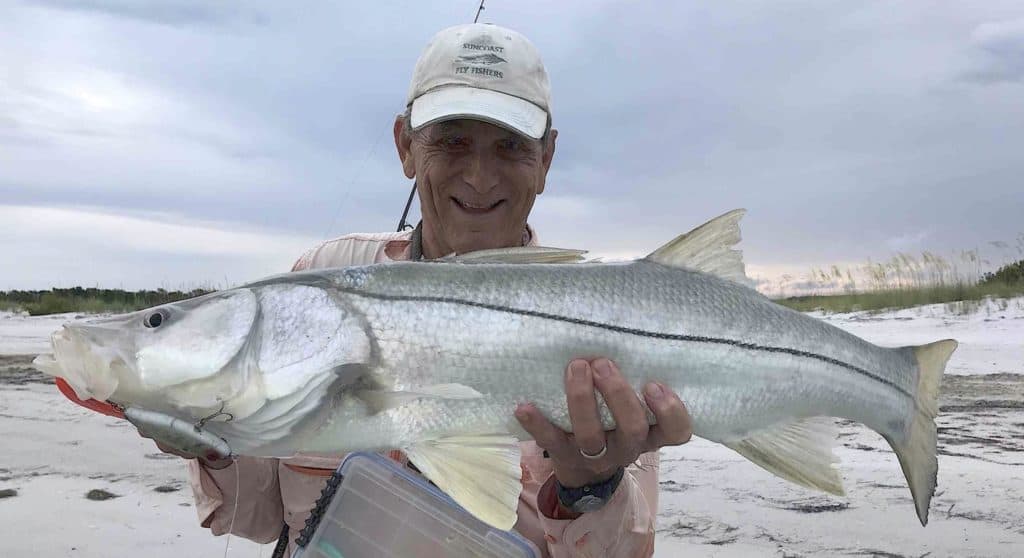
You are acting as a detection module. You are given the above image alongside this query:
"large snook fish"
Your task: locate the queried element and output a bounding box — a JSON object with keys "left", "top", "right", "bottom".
{"left": 34, "top": 210, "right": 956, "bottom": 530}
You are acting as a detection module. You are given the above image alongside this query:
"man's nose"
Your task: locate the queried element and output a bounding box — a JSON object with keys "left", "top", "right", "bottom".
{"left": 463, "top": 149, "right": 499, "bottom": 193}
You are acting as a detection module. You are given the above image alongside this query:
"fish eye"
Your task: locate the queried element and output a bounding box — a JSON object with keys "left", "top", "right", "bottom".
{"left": 143, "top": 310, "right": 167, "bottom": 329}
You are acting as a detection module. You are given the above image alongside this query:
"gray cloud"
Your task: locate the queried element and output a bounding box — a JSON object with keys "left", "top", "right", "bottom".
{"left": 24, "top": 0, "right": 264, "bottom": 27}
{"left": 960, "top": 18, "right": 1024, "bottom": 83}
{"left": 2, "top": 1, "right": 1023, "bottom": 290}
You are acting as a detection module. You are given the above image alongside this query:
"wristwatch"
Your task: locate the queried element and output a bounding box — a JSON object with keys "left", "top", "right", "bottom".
{"left": 555, "top": 467, "right": 625, "bottom": 514}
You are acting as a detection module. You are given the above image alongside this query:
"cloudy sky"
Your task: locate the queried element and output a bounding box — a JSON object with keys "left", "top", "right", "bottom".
{"left": 2, "top": 1, "right": 1023, "bottom": 291}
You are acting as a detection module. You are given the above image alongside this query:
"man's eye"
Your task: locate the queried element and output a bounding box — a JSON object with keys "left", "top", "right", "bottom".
{"left": 440, "top": 136, "right": 469, "bottom": 149}
{"left": 500, "top": 137, "right": 537, "bottom": 156}
{"left": 498, "top": 138, "right": 522, "bottom": 151}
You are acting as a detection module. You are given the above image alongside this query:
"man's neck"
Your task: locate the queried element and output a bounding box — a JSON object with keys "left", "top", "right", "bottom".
{"left": 418, "top": 223, "right": 529, "bottom": 260}
{"left": 418, "top": 223, "right": 447, "bottom": 260}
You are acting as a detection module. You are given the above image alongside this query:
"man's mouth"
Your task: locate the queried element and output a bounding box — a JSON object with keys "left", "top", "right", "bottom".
{"left": 451, "top": 197, "right": 505, "bottom": 215}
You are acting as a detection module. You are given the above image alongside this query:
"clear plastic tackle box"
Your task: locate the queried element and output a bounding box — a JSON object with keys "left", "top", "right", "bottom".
{"left": 293, "top": 452, "right": 539, "bottom": 558}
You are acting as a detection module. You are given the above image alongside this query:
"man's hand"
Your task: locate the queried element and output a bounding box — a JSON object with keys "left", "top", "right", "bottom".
{"left": 514, "top": 357, "right": 692, "bottom": 488}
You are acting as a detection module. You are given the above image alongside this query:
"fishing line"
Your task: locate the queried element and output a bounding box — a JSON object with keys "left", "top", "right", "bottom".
{"left": 222, "top": 457, "right": 241, "bottom": 558}
{"left": 321, "top": 124, "right": 391, "bottom": 239}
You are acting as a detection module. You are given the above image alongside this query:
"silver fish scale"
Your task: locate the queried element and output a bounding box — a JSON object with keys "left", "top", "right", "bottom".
{"left": 340, "top": 260, "right": 916, "bottom": 394}
{"left": 303, "top": 260, "right": 919, "bottom": 449}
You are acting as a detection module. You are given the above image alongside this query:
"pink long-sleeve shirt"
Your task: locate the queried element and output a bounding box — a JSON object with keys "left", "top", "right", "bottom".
{"left": 187, "top": 228, "right": 661, "bottom": 557}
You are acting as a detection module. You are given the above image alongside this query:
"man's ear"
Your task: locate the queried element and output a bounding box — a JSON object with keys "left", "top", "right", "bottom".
{"left": 394, "top": 115, "right": 416, "bottom": 179}
{"left": 536, "top": 128, "right": 557, "bottom": 196}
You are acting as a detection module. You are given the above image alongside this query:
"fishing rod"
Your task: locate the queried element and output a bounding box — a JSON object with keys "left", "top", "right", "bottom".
{"left": 396, "top": 180, "right": 418, "bottom": 232}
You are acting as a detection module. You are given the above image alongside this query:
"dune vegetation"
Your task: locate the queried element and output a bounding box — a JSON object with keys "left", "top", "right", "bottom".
{"left": 0, "top": 287, "right": 213, "bottom": 316}
{"left": 4, "top": 239, "right": 1023, "bottom": 316}
{"left": 773, "top": 242, "right": 1024, "bottom": 314}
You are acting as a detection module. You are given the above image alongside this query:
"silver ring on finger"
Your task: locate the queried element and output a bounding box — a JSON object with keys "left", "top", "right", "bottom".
{"left": 579, "top": 444, "right": 608, "bottom": 460}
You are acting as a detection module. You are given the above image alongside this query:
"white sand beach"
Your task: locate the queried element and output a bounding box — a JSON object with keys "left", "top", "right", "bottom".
{"left": 2, "top": 299, "right": 1022, "bottom": 557}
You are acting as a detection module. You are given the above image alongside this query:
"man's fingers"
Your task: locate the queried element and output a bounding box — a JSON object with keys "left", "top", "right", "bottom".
{"left": 564, "top": 359, "right": 606, "bottom": 456}
{"left": 515, "top": 402, "right": 569, "bottom": 453}
{"left": 642, "top": 382, "right": 692, "bottom": 451}
{"left": 591, "top": 358, "right": 649, "bottom": 453}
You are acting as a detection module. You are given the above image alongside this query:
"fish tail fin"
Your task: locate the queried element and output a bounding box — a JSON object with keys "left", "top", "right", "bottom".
{"left": 883, "top": 339, "right": 957, "bottom": 526}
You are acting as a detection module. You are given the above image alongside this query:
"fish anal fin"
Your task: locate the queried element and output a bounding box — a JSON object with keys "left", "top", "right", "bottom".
{"left": 404, "top": 434, "right": 523, "bottom": 530}
{"left": 644, "top": 208, "right": 750, "bottom": 284}
{"left": 725, "top": 416, "right": 845, "bottom": 497}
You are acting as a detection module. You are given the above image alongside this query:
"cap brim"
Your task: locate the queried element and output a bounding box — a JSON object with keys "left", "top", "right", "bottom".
{"left": 410, "top": 86, "right": 547, "bottom": 140}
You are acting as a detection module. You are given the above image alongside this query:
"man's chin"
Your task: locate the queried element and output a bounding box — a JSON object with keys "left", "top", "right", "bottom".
{"left": 447, "top": 230, "right": 520, "bottom": 255}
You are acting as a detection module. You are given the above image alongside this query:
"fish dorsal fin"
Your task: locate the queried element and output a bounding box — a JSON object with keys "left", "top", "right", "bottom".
{"left": 724, "top": 416, "right": 845, "bottom": 497}
{"left": 439, "top": 246, "right": 587, "bottom": 264}
{"left": 645, "top": 208, "right": 749, "bottom": 284}
{"left": 405, "top": 434, "right": 523, "bottom": 530}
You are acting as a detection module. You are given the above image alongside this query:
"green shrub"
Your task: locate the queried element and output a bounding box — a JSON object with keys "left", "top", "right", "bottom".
{"left": 981, "top": 259, "right": 1024, "bottom": 286}
{"left": 775, "top": 282, "right": 1024, "bottom": 314}
{"left": 0, "top": 288, "right": 214, "bottom": 316}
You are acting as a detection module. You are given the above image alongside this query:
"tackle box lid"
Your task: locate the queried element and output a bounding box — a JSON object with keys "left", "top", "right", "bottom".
{"left": 295, "top": 451, "right": 539, "bottom": 558}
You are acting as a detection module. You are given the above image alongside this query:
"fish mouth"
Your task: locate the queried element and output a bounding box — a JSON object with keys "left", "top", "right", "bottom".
{"left": 34, "top": 323, "right": 130, "bottom": 402}
{"left": 451, "top": 196, "right": 505, "bottom": 216}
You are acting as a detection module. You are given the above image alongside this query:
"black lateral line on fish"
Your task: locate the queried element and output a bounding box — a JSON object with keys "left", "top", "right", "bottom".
{"left": 343, "top": 289, "right": 915, "bottom": 401}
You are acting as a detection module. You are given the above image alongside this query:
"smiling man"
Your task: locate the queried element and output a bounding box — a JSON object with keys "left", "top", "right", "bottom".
{"left": 168, "top": 23, "right": 693, "bottom": 558}
{"left": 405, "top": 118, "right": 547, "bottom": 258}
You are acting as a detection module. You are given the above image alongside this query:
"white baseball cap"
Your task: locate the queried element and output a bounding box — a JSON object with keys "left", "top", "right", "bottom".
{"left": 406, "top": 23, "right": 552, "bottom": 139}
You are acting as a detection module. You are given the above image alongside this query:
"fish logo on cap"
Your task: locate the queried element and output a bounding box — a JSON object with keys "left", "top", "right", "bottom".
{"left": 458, "top": 53, "right": 507, "bottom": 65}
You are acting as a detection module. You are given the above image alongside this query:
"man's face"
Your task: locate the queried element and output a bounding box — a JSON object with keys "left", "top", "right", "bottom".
{"left": 395, "top": 117, "right": 556, "bottom": 257}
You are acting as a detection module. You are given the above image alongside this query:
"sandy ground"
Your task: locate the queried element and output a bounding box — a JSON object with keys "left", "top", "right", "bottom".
{"left": 1, "top": 298, "right": 1022, "bottom": 557}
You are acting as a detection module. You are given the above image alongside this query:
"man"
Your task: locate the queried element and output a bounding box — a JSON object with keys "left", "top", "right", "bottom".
{"left": 153, "top": 23, "right": 693, "bottom": 557}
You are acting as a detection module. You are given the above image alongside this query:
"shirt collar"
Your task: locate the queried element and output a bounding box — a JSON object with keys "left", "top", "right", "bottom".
{"left": 384, "top": 222, "right": 539, "bottom": 262}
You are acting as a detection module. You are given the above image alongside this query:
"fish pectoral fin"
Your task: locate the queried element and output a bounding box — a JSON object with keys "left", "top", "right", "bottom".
{"left": 356, "top": 383, "right": 484, "bottom": 411}
{"left": 404, "top": 434, "right": 523, "bottom": 530}
{"left": 439, "top": 246, "right": 588, "bottom": 264}
{"left": 724, "top": 416, "right": 845, "bottom": 497}
{"left": 644, "top": 208, "right": 751, "bottom": 285}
